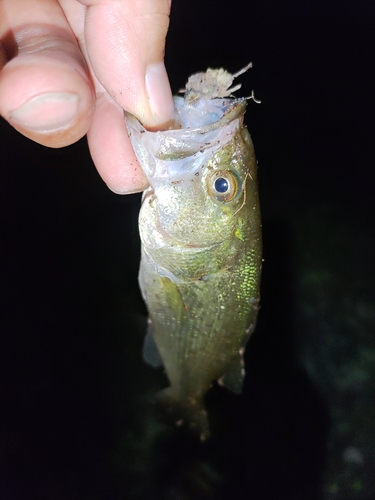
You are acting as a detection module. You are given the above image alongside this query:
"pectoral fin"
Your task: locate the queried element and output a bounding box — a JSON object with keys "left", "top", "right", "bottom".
{"left": 218, "top": 349, "right": 246, "bottom": 394}
{"left": 160, "top": 276, "right": 188, "bottom": 323}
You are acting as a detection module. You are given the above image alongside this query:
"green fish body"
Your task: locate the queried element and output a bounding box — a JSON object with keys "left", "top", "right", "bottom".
{"left": 126, "top": 68, "right": 262, "bottom": 439}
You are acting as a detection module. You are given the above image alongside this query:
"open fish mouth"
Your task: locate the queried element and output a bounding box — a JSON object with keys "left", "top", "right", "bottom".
{"left": 126, "top": 99, "right": 247, "bottom": 188}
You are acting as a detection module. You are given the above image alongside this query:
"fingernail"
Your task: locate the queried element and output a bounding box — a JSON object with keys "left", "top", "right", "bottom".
{"left": 145, "top": 62, "right": 174, "bottom": 124}
{"left": 9, "top": 92, "right": 79, "bottom": 132}
{"left": 106, "top": 185, "right": 144, "bottom": 195}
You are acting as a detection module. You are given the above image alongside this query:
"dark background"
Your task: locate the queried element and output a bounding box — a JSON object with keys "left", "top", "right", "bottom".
{"left": 1, "top": 0, "right": 374, "bottom": 499}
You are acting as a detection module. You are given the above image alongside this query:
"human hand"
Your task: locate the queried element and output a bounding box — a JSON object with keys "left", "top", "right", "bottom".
{"left": 0, "top": 0, "right": 174, "bottom": 194}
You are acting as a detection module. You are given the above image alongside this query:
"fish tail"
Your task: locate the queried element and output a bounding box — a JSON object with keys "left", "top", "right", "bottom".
{"left": 156, "top": 387, "right": 210, "bottom": 441}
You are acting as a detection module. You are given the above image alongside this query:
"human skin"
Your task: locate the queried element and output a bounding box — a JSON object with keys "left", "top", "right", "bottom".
{"left": 0, "top": 0, "right": 174, "bottom": 194}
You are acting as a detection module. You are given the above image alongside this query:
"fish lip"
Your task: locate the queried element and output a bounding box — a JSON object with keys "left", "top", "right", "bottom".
{"left": 141, "top": 185, "right": 154, "bottom": 203}
{"left": 166, "top": 240, "right": 223, "bottom": 251}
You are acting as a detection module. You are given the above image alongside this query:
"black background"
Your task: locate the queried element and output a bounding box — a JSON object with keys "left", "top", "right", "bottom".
{"left": 1, "top": 1, "right": 374, "bottom": 499}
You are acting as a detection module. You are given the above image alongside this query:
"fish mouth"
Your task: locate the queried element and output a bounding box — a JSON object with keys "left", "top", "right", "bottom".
{"left": 126, "top": 99, "right": 247, "bottom": 185}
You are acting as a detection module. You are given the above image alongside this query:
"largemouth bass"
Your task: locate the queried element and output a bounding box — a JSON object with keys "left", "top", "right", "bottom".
{"left": 126, "top": 65, "right": 262, "bottom": 439}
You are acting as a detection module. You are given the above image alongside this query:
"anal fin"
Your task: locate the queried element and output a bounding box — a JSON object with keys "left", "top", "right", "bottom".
{"left": 218, "top": 348, "right": 246, "bottom": 394}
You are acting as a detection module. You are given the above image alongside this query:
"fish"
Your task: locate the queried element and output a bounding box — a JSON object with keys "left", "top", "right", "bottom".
{"left": 125, "top": 64, "right": 262, "bottom": 439}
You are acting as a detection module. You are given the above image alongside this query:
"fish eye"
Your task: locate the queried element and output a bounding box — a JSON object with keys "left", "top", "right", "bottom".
{"left": 214, "top": 177, "right": 229, "bottom": 193}
{"left": 209, "top": 170, "right": 238, "bottom": 202}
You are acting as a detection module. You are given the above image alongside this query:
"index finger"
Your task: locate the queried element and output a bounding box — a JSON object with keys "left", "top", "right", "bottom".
{"left": 77, "top": 0, "right": 174, "bottom": 128}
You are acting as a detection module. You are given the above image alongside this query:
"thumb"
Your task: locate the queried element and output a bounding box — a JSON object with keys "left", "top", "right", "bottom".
{"left": 80, "top": 0, "right": 174, "bottom": 128}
